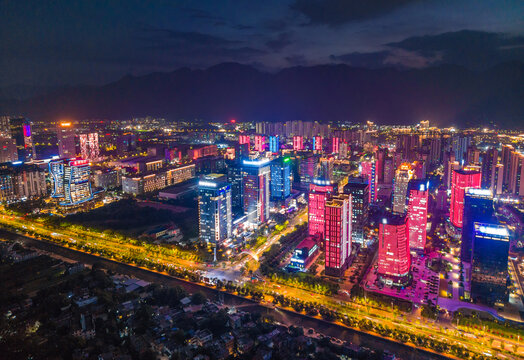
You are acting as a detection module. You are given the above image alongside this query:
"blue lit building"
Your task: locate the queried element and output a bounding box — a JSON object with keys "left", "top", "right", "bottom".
{"left": 198, "top": 174, "right": 232, "bottom": 245}
{"left": 290, "top": 237, "right": 319, "bottom": 269}
{"left": 270, "top": 157, "right": 291, "bottom": 200}
{"left": 242, "top": 158, "right": 270, "bottom": 225}
{"left": 49, "top": 158, "right": 93, "bottom": 207}
{"left": 471, "top": 222, "right": 510, "bottom": 306}
{"left": 461, "top": 188, "right": 495, "bottom": 263}
{"left": 269, "top": 135, "right": 280, "bottom": 153}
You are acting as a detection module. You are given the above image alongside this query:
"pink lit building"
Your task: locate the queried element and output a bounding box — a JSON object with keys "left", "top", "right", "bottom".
{"left": 360, "top": 160, "right": 377, "bottom": 202}
{"left": 313, "top": 136, "right": 322, "bottom": 152}
{"left": 378, "top": 214, "right": 411, "bottom": 284}
{"left": 254, "top": 135, "right": 266, "bottom": 152}
{"left": 450, "top": 169, "right": 481, "bottom": 228}
{"left": 308, "top": 182, "right": 335, "bottom": 238}
{"left": 293, "top": 136, "right": 304, "bottom": 151}
{"left": 330, "top": 137, "right": 340, "bottom": 154}
{"left": 407, "top": 186, "right": 428, "bottom": 251}
{"left": 325, "top": 194, "right": 352, "bottom": 276}
{"left": 239, "top": 134, "right": 250, "bottom": 146}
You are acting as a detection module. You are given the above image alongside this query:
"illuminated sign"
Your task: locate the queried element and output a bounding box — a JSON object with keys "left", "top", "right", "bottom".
{"left": 243, "top": 159, "right": 270, "bottom": 166}
{"left": 199, "top": 181, "right": 217, "bottom": 188}
{"left": 477, "top": 225, "right": 509, "bottom": 237}
{"left": 312, "top": 178, "right": 331, "bottom": 186}
{"left": 283, "top": 157, "right": 291, "bottom": 163}
{"left": 467, "top": 188, "right": 492, "bottom": 196}
{"left": 69, "top": 159, "right": 89, "bottom": 166}
{"left": 60, "top": 122, "right": 72, "bottom": 127}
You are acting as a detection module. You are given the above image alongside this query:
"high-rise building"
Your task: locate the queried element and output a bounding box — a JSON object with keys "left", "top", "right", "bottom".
{"left": 360, "top": 159, "right": 377, "bottom": 203}
{"left": 471, "top": 223, "right": 510, "bottom": 306}
{"left": 329, "top": 137, "right": 340, "bottom": 154}
{"left": 383, "top": 157, "right": 394, "bottom": 184}
{"left": 79, "top": 132, "right": 100, "bottom": 161}
{"left": 407, "top": 184, "right": 428, "bottom": 251}
{"left": 325, "top": 194, "right": 352, "bottom": 276}
{"left": 450, "top": 169, "right": 482, "bottom": 228}
{"left": 343, "top": 177, "right": 369, "bottom": 245}
{"left": 313, "top": 136, "right": 322, "bottom": 153}
{"left": 461, "top": 188, "right": 495, "bottom": 263}
{"left": 254, "top": 135, "right": 266, "bottom": 152}
{"left": 429, "top": 137, "right": 442, "bottom": 166}
{"left": 293, "top": 135, "right": 304, "bottom": 151}
{"left": 339, "top": 140, "right": 348, "bottom": 159}
{"left": 0, "top": 138, "right": 18, "bottom": 163}
{"left": 481, "top": 148, "right": 498, "bottom": 190}
{"left": 7, "top": 117, "right": 35, "bottom": 161}
{"left": 317, "top": 157, "right": 334, "bottom": 182}
{"left": 269, "top": 135, "right": 280, "bottom": 153}
{"left": 49, "top": 158, "right": 93, "bottom": 207}
{"left": 308, "top": 180, "right": 335, "bottom": 238}
{"left": 452, "top": 135, "right": 471, "bottom": 165}
{"left": 493, "top": 164, "right": 504, "bottom": 195}
{"left": 466, "top": 146, "right": 480, "bottom": 165}
{"left": 392, "top": 163, "right": 413, "bottom": 214}
{"left": 378, "top": 214, "right": 411, "bottom": 285}
{"left": 226, "top": 160, "right": 243, "bottom": 214}
{"left": 0, "top": 162, "right": 46, "bottom": 203}
{"left": 57, "top": 121, "right": 76, "bottom": 158}
{"left": 508, "top": 151, "right": 524, "bottom": 196}
{"left": 198, "top": 174, "right": 232, "bottom": 246}
{"left": 239, "top": 134, "right": 250, "bottom": 146}
{"left": 501, "top": 144, "right": 513, "bottom": 189}
{"left": 270, "top": 157, "right": 291, "bottom": 200}
{"left": 299, "top": 155, "right": 318, "bottom": 186}
{"left": 242, "top": 159, "right": 270, "bottom": 225}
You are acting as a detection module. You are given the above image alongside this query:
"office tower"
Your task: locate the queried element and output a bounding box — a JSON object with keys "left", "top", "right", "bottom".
{"left": 269, "top": 135, "right": 279, "bottom": 153}
{"left": 242, "top": 159, "right": 270, "bottom": 225}
{"left": 508, "top": 151, "right": 524, "bottom": 196}
{"left": 329, "top": 137, "right": 340, "bottom": 154}
{"left": 49, "top": 158, "right": 93, "bottom": 206}
{"left": 7, "top": 117, "right": 35, "bottom": 161}
{"left": 383, "top": 157, "right": 394, "bottom": 184}
{"left": 254, "top": 135, "right": 266, "bottom": 152}
{"left": 317, "top": 157, "right": 334, "bottom": 182}
{"left": 461, "top": 188, "right": 495, "bottom": 263}
{"left": 481, "top": 148, "right": 498, "bottom": 190}
{"left": 308, "top": 180, "right": 335, "bottom": 238}
{"left": 299, "top": 155, "right": 318, "bottom": 186}
{"left": 339, "top": 141, "right": 348, "bottom": 159}
{"left": 0, "top": 162, "right": 46, "bottom": 203}
{"left": 429, "top": 137, "right": 442, "bottom": 165}
{"left": 198, "top": 174, "right": 232, "bottom": 246}
{"left": 450, "top": 169, "right": 482, "bottom": 228}
{"left": 493, "top": 164, "right": 504, "bottom": 195}
{"left": 376, "top": 148, "right": 386, "bottom": 183}
{"left": 445, "top": 159, "right": 460, "bottom": 189}
{"left": 313, "top": 136, "right": 322, "bottom": 153}
{"left": 360, "top": 159, "right": 376, "bottom": 202}
{"left": 0, "top": 138, "right": 18, "bottom": 163}
{"left": 466, "top": 146, "right": 480, "bottom": 165}
{"left": 79, "top": 133, "right": 99, "bottom": 161}
{"left": 378, "top": 214, "right": 411, "bottom": 285}
{"left": 343, "top": 177, "right": 369, "bottom": 245}
{"left": 270, "top": 157, "right": 291, "bottom": 200}
{"left": 501, "top": 144, "right": 513, "bottom": 189}
{"left": 57, "top": 121, "right": 76, "bottom": 158}
{"left": 293, "top": 135, "right": 304, "bottom": 151}
{"left": 407, "top": 183, "right": 428, "bottom": 251}
{"left": 392, "top": 163, "right": 413, "bottom": 214}
{"left": 452, "top": 135, "right": 471, "bottom": 165}
{"left": 239, "top": 134, "right": 250, "bottom": 146}
{"left": 325, "top": 194, "right": 352, "bottom": 276}
{"left": 471, "top": 223, "right": 510, "bottom": 306}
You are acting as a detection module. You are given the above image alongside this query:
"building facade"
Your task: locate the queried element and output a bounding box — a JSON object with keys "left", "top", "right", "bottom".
{"left": 324, "top": 194, "right": 352, "bottom": 277}
{"left": 198, "top": 175, "right": 232, "bottom": 246}
{"left": 450, "top": 169, "right": 482, "bottom": 228}
{"left": 378, "top": 214, "right": 411, "bottom": 285}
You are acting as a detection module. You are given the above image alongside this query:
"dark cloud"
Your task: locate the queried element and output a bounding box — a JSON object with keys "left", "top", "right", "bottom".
{"left": 285, "top": 54, "right": 308, "bottom": 66}
{"left": 266, "top": 32, "right": 293, "bottom": 52}
{"left": 387, "top": 30, "right": 524, "bottom": 69}
{"left": 330, "top": 51, "right": 389, "bottom": 68}
{"left": 142, "top": 27, "right": 239, "bottom": 46}
{"left": 290, "top": 0, "right": 420, "bottom": 26}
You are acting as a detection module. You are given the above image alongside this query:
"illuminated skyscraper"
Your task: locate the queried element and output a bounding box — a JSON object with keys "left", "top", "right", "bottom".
{"left": 450, "top": 169, "right": 481, "bottom": 228}
{"left": 198, "top": 174, "right": 232, "bottom": 246}
{"left": 407, "top": 184, "right": 428, "bottom": 251}
{"left": 293, "top": 135, "right": 304, "bottom": 151}
{"left": 317, "top": 157, "right": 334, "bottom": 182}
{"left": 239, "top": 134, "right": 250, "bottom": 146}
{"left": 313, "top": 136, "right": 322, "bottom": 153}
{"left": 360, "top": 158, "right": 376, "bottom": 202}
{"left": 471, "top": 223, "right": 510, "bottom": 306}
{"left": 461, "top": 188, "right": 495, "bottom": 263}
{"left": 508, "top": 151, "right": 524, "bottom": 196}
{"left": 325, "top": 194, "right": 352, "bottom": 276}
{"left": 299, "top": 155, "right": 318, "bottom": 186}
{"left": 269, "top": 135, "right": 279, "bottom": 153}
{"left": 501, "top": 144, "right": 513, "bottom": 190}
{"left": 242, "top": 159, "right": 270, "bottom": 225}
{"left": 49, "top": 158, "right": 93, "bottom": 207}
{"left": 308, "top": 180, "right": 335, "bottom": 238}
{"left": 343, "top": 177, "right": 369, "bottom": 245}
{"left": 452, "top": 135, "right": 471, "bottom": 165}
{"left": 329, "top": 137, "right": 340, "bottom": 154}
{"left": 79, "top": 132, "right": 99, "bottom": 161}
{"left": 481, "top": 148, "right": 498, "bottom": 191}
{"left": 6, "top": 117, "right": 35, "bottom": 161}
{"left": 57, "top": 121, "right": 76, "bottom": 158}
{"left": 392, "top": 163, "right": 413, "bottom": 214}
{"left": 378, "top": 214, "right": 411, "bottom": 285}
{"left": 270, "top": 157, "right": 291, "bottom": 200}
{"left": 254, "top": 135, "right": 266, "bottom": 152}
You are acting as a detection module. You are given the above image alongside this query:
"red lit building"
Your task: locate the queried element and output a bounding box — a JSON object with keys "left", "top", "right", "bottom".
{"left": 407, "top": 186, "right": 428, "bottom": 251}
{"left": 308, "top": 181, "right": 335, "bottom": 238}
{"left": 239, "top": 135, "right": 250, "bottom": 146}
{"left": 325, "top": 194, "right": 352, "bottom": 276}
{"left": 293, "top": 136, "right": 304, "bottom": 151}
{"left": 330, "top": 137, "right": 340, "bottom": 154}
{"left": 450, "top": 169, "right": 481, "bottom": 228}
{"left": 313, "top": 136, "right": 322, "bottom": 153}
{"left": 254, "top": 135, "right": 266, "bottom": 152}
{"left": 360, "top": 160, "right": 377, "bottom": 202}
{"left": 378, "top": 214, "right": 411, "bottom": 285}
{"left": 188, "top": 144, "right": 218, "bottom": 160}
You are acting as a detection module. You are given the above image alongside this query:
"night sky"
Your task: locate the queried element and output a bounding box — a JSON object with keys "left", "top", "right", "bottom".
{"left": 1, "top": 0, "right": 523, "bottom": 88}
